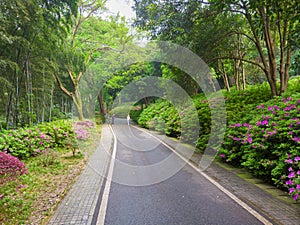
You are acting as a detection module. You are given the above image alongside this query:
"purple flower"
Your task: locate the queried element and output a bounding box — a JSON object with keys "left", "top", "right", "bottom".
{"left": 267, "top": 106, "right": 273, "bottom": 111}
{"left": 298, "top": 100, "right": 300, "bottom": 104}
{"left": 247, "top": 138, "right": 253, "bottom": 144}
{"left": 289, "top": 188, "right": 295, "bottom": 194}
{"left": 288, "top": 172, "right": 295, "bottom": 178}
{"left": 285, "top": 159, "right": 293, "bottom": 163}
{"left": 297, "top": 184, "right": 300, "bottom": 190}
{"left": 219, "top": 154, "right": 225, "bottom": 158}
{"left": 297, "top": 171, "right": 300, "bottom": 175}
{"left": 257, "top": 104, "right": 265, "bottom": 109}
{"left": 295, "top": 156, "right": 300, "bottom": 162}
{"left": 292, "top": 136, "right": 300, "bottom": 143}
{"left": 284, "top": 107, "right": 292, "bottom": 111}
{"left": 293, "top": 194, "right": 299, "bottom": 201}
{"left": 234, "top": 123, "right": 242, "bottom": 127}
{"left": 286, "top": 180, "right": 294, "bottom": 185}
{"left": 288, "top": 167, "right": 294, "bottom": 172}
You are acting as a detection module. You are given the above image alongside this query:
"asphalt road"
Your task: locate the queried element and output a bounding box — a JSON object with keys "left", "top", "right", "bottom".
{"left": 97, "top": 119, "right": 268, "bottom": 225}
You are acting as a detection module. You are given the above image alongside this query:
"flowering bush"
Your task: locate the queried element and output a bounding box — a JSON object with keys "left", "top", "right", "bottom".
{"left": 284, "top": 155, "right": 300, "bottom": 201}
{"left": 0, "top": 152, "right": 28, "bottom": 185}
{"left": 219, "top": 93, "right": 300, "bottom": 189}
{"left": 73, "top": 120, "right": 95, "bottom": 140}
{"left": 0, "top": 120, "right": 76, "bottom": 159}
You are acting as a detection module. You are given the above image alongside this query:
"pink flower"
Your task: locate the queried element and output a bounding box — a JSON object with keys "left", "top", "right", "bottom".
{"left": 297, "top": 184, "right": 300, "bottom": 190}
{"left": 288, "top": 172, "right": 295, "bottom": 178}
{"left": 219, "top": 154, "right": 225, "bottom": 158}
{"left": 294, "top": 156, "right": 300, "bottom": 162}
{"left": 257, "top": 104, "right": 264, "bottom": 109}
{"left": 292, "top": 136, "right": 300, "bottom": 143}
{"left": 286, "top": 180, "right": 294, "bottom": 185}
{"left": 289, "top": 188, "right": 295, "bottom": 194}
{"left": 293, "top": 194, "right": 299, "bottom": 201}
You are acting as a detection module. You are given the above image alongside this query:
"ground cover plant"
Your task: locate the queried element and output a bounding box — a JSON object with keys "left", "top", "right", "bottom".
{"left": 0, "top": 120, "right": 101, "bottom": 224}
{"left": 134, "top": 77, "right": 300, "bottom": 201}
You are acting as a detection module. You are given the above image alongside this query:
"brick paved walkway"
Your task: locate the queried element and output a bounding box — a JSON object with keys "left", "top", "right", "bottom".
{"left": 47, "top": 125, "right": 113, "bottom": 225}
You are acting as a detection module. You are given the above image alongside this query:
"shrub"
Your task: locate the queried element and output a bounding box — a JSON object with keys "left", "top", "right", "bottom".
{"left": 283, "top": 155, "right": 300, "bottom": 201}
{"left": 73, "top": 120, "right": 95, "bottom": 141}
{"left": 0, "top": 120, "right": 76, "bottom": 159}
{"left": 219, "top": 93, "right": 300, "bottom": 187}
{"left": 0, "top": 152, "right": 28, "bottom": 185}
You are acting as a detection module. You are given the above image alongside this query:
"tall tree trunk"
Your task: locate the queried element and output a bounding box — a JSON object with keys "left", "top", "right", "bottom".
{"left": 6, "top": 92, "right": 14, "bottom": 130}
{"left": 278, "top": 18, "right": 291, "bottom": 95}
{"left": 25, "top": 58, "right": 32, "bottom": 125}
{"left": 281, "top": 48, "right": 291, "bottom": 94}
{"left": 218, "top": 60, "right": 230, "bottom": 92}
{"left": 259, "top": 6, "right": 279, "bottom": 97}
{"left": 241, "top": 60, "right": 246, "bottom": 90}
{"left": 74, "top": 89, "right": 84, "bottom": 121}
{"left": 234, "top": 59, "right": 241, "bottom": 90}
{"left": 98, "top": 90, "right": 105, "bottom": 116}
{"left": 49, "top": 84, "right": 54, "bottom": 122}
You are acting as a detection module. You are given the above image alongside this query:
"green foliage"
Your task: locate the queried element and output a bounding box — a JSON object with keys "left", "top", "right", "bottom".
{"left": 138, "top": 100, "right": 181, "bottom": 138}
{"left": 136, "top": 78, "right": 300, "bottom": 201}
{"left": 0, "top": 120, "right": 76, "bottom": 159}
{"left": 219, "top": 93, "right": 300, "bottom": 188}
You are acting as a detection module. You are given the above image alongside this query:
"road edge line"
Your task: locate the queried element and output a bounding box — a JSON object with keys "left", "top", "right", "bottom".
{"left": 133, "top": 125, "right": 272, "bottom": 225}
{"left": 96, "top": 125, "right": 117, "bottom": 225}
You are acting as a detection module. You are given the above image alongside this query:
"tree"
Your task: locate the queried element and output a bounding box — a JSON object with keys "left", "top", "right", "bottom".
{"left": 0, "top": 0, "right": 78, "bottom": 128}
{"left": 210, "top": 0, "right": 300, "bottom": 96}
{"left": 134, "top": 0, "right": 300, "bottom": 97}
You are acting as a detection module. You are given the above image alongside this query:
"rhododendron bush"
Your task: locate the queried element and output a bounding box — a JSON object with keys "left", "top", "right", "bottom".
{"left": 0, "top": 152, "right": 28, "bottom": 185}
{"left": 219, "top": 94, "right": 300, "bottom": 200}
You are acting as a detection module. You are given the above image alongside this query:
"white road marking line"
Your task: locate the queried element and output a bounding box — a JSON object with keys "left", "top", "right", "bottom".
{"left": 96, "top": 125, "right": 117, "bottom": 225}
{"left": 133, "top": 125, "right": 273, "bottom": 225}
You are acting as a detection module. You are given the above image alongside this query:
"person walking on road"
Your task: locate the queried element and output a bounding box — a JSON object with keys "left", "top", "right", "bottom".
{"left": 127, "top": 114, "right": 130, "bottom": 125}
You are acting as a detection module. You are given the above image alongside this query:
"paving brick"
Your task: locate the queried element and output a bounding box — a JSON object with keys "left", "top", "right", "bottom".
{"left": 47, "top": 125, "right": 113, "bottom": 225}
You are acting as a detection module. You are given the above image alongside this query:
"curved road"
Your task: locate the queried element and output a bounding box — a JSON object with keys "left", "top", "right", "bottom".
{"left": 95, "top": 119, "right": 271, "bottom": 225}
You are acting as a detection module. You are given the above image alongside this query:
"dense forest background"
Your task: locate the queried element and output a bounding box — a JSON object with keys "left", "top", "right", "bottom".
{"left": 1, "top": 0, "right": 300, "bottom": 129}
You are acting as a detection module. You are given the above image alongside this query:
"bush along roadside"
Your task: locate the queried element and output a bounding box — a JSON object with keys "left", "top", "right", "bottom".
{"left": 219, "top": 93, "right": 300, "bottom": 201}
{"left": 0, "top": 119, "right": 98, "bottom": 224}
{"left": 134, "top": 78, "right": 300, "bottom": 202}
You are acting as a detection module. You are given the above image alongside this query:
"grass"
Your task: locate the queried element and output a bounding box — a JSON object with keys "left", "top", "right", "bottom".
{"left": 0, "top": 124, "right": 101, "bottom": 225}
